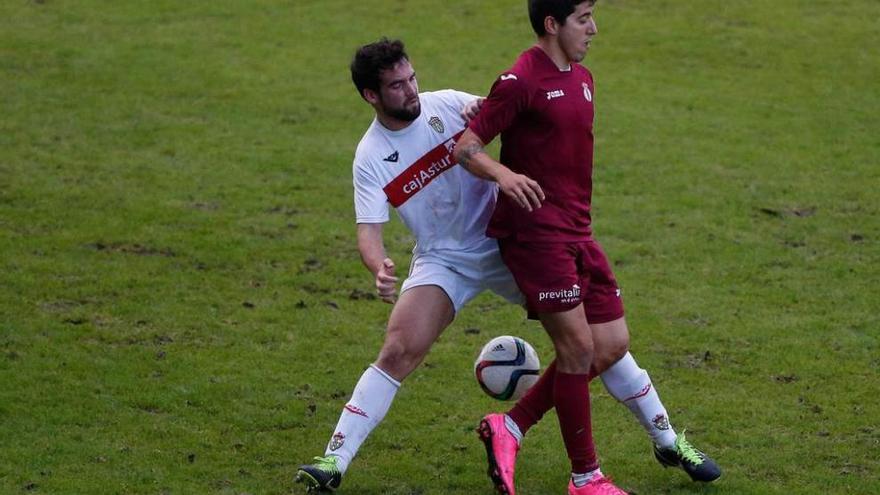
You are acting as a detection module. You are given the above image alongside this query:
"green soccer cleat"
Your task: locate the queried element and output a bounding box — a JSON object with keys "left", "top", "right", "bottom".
{"left": 295, "top": 456, "right": 342, "bottom": 493}
{"left": 653, "top": 430, "right": 722, "bottom": 482}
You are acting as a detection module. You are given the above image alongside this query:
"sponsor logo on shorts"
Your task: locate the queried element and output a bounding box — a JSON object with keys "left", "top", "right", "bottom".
{"left": 652, "top": 414, "right": 671, "bottom": 431}
{"left": 538, "top": 284, "right": 581, "bottom": 304}
{"left": 329, "top": 431, "right": 346, "bottom": 451}
{"left": 344, "top": 404, "right": 369, "bottom": 418}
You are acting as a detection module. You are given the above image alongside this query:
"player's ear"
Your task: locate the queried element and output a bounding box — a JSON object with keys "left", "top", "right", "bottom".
{"left": 544, "top": 15, "right": 559, "bottom": 36}
{"left": 363, "top": 88, "right": 380, "bottom": 105}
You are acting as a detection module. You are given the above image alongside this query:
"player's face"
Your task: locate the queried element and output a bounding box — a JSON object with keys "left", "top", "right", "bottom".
{"left": 558, "top": 2, "right": 597, "bottom": 63}
{"left": 377, "top": 59, "right": 421, "bottom": 122}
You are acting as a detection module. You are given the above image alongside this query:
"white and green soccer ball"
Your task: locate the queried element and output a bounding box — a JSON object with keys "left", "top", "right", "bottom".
{"left": 474, "top": 335, "right": 540, "bottom": 401}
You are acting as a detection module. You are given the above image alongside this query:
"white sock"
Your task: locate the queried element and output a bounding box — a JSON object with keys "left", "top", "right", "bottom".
{"left": 600, "top": 352, "right": 677, "bottom": 448}
{"left": 571, "top": 468, "right": 602, "bottom": 487}
{"left": 503, "top": 414, "right": 523, "bottom": 444}
{"left": 324, "top": 364, "right": 400, "bottom": 473}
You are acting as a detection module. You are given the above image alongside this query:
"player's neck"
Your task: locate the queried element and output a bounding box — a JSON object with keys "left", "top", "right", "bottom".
{"left": 536, "top": 40, "right": 572, "bottom": 71}
{"left": 376, "top": 112, "right": 414, "bottom": 132}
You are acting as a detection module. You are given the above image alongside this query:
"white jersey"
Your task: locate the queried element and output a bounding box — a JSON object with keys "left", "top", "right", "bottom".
{"left": 353, "top": 90, "right": 498, "bottom": 256}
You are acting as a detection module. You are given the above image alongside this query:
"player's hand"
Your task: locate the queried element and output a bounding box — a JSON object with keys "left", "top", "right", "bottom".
{"left": 460, "top": 98, "right": 485, "bottom": 124}
{"left": 375, "top": 257, "right": 398, "bottom": 304}
{"left": 497, "top": 170, "right": 544, "bottom": 212}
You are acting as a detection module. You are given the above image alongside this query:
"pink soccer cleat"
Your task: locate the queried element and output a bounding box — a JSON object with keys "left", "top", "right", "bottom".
{"left": 567, "top": 474, "right": 629, "bottom": 495}
{"left": 476, "top": 414, "right": 520, "bottom": 495}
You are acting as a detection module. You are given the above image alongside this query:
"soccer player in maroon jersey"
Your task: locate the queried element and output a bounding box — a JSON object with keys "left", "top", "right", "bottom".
{"left": 455, "top": 1, "right": 721, "bottom": 494}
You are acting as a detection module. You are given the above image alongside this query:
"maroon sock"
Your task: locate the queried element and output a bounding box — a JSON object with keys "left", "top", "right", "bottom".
{"left": 507, "top": 360, "right": 557, "bottom": 434}
{"left": 507, "top": 361, "right": 599, "bottom": 436}
{"left": 554, "top": 372, "right": 598, "bottom": 473}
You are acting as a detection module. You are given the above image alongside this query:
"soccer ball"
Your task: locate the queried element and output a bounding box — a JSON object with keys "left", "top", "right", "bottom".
{"left": 474, "top": 336, "right": 540, "bottom": 401}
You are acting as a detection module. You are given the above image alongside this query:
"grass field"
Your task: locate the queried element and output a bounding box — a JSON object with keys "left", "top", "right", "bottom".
{"left": 1, "top": 0, "right": 878, "bottom": 494}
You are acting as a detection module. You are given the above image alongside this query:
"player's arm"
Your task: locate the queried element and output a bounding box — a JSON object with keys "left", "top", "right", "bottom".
{"left": 356, "top": 223, "right": 398, "bottom": 304}
{"left": 453, "top": 129, "right": 545, "bottom": 212}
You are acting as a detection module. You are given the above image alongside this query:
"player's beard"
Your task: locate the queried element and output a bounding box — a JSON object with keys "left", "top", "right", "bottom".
{"left": 382, "top": 95, "right": 422, "bottom": 122}
{"left": 383, "top": 99, "right": 421, "bottom": 122}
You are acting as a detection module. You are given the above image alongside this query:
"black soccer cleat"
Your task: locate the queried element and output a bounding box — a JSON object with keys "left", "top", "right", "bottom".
{"left": 653, "top": 430, "right": 722, "bottom": 482}
{"left": 295, "top": 456, "right": 342, "bottom": 493}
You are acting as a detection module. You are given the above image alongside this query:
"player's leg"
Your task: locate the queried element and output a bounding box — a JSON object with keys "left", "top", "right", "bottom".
{"left": 578, "top": 239, "right": 676, "bottom": 449}
{"left": 538, "top": 307, "right": 611, "bottom": 489}
{"left": 591, "top": 318, "right": 721, "bottom": 482}
{"left": 480, "top": 240, "right": 624, "bottom": 494}
{"left": 540, "top": 241, "right": 627, "bottom": 494}
{"left": 484, "top": 245, "right": 558, "bottom": 438}
{"left": 477, "top": 244, "right": 557, "bottom": 495}
{"left": 583, "top": 237, "right": 721, "bottom": 482}
{"left": 296, "top": 285, "right": 454, "bottom": 492}
{"left": 374, "top": 284, "right": 455, "bottom": 381}
{"left": 504, "top": 359, "right": 557, "bottom": 435}
{"left": 591, "top": 318, "right": 674, "bottom": 443}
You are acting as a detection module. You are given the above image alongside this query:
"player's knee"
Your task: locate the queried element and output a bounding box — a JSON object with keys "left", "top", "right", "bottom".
{"left": 555, "top": 340, "right": 594, "bottom": 374}
{"left": 592, "top": 339, "right": 629, "bottom": 375}
{"left": 376, "top": 340, "right": 424, "bottom": 380}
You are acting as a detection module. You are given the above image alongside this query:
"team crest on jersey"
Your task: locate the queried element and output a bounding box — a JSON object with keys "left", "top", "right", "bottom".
{"left": 428, "top": 116, "right": 444, "bottom": 134}
{"left": 329, "top": 431, "right": 346, "bottom": 451}
{"left": 582, "top": 82, "right": 592, "bottom": 102}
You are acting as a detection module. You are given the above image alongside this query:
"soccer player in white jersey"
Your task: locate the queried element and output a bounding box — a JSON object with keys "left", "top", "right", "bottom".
{"left": 296, "top": 38, "right": 719, "bottom": 494}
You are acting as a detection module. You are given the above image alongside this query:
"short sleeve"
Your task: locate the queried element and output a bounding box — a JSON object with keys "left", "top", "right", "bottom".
{"left": 431, "top": 89, "right": 480, "bottom": 127}
{"left": 437, "top": 89, "right": 479, "bottom": 110}
{"left": 468, "top": 73, "right": 530, "bottom": 145}
{"left": 353, "top": 160, "right": 389, "bottom": 224}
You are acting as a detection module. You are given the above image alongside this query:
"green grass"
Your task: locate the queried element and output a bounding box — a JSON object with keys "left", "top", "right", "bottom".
{"left": 1, "top": 0, "right": 878, "bottom": 493}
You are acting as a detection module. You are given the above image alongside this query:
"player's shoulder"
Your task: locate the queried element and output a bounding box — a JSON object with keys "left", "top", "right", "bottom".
{"left": 420, "top": 90, "right": 478, "bottom": 127}
{"left": 420, "top": 89, "right": 462, "bottom": 101}
{"left": 493, "top": 48, "right": 541, "bottom": 87}
{"left": 574, "top": 63, "right": 594, "bottom": 80}
{"left": 573, "top": 64, "right": 593, "bottom": 79}
{"left": 353, "top": 121, "right": 386, "bottom": 168}
{"left": 420, "top": 89, "right": 477, "bottom": 110}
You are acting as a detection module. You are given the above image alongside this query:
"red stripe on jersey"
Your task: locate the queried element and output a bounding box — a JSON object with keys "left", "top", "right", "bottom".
{"left": 383, "top": 130, "right": 465, "bottom": 207}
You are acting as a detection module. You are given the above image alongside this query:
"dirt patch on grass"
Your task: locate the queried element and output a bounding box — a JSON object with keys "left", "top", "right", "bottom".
{"left": 89, "top": 242, "right": 177, "bottom": 257}
{"left": 757, "top": 206, "right": 817, "bottom": 218}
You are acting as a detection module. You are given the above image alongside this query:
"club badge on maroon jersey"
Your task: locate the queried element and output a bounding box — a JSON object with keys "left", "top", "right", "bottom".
{"left": 582, "top": 82, "right": 592, "bottom": 102}
{"left": 428, "top": 116, "right": 444, "bottom": 134}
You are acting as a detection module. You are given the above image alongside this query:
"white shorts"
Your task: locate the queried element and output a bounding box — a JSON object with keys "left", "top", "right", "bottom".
{"left": 400, "top": 242, "right": 524, "bottom": 313}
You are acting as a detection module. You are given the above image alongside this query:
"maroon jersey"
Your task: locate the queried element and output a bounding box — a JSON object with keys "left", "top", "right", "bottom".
{"left": 469, "top": 46, "right": 596, "bottom": 242}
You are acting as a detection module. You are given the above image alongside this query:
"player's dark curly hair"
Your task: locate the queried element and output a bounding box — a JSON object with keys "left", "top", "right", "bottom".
{"left": 528, "top": 0, "right": 596, "bottom": 36}
{"left": 350, "top": 38, "right": 409, "bottom": 100}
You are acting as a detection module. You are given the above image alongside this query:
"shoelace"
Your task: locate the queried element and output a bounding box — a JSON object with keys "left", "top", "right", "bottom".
{"left": 675, "top": 431, "right": 705, "bottom": 466}
{"left": 311, "top": 456, "right": 341, "bottom": 474}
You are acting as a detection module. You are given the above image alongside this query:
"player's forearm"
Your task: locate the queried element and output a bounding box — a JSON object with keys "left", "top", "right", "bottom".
{"left": 453, "top": 130, "right": 509, "bottom": 183}
{"left": 356, "top": 223, "right": 387, "bottom": 276}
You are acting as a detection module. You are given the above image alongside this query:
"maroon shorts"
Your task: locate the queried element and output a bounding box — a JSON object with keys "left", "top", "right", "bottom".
{"left": 498, "top": 238, "right": 624, "bottom": 323}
